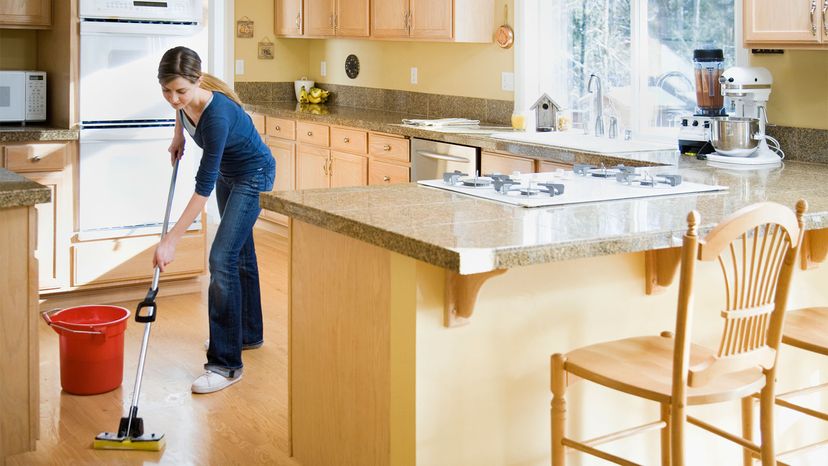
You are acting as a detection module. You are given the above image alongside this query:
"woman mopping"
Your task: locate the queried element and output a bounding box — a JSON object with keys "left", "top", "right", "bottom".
{"left": 153, "top": 46, "right": 275, "bottom": 394}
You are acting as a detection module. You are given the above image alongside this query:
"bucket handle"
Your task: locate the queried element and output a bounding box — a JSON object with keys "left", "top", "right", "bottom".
{"left": 40, "top": 308, "right": 104, "bottom": 335}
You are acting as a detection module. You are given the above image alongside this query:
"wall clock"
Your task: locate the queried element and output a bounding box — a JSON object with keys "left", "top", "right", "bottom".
{"left": 345, "top": 54, "right": 360, "bottom": 79}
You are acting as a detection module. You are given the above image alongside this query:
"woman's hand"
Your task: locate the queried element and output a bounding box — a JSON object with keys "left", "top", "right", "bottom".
{"left": 169, "top": 135, "right": 185, "bottom": 165}
{"left": 153, "top": 237, "right": 176, "bottom": 272}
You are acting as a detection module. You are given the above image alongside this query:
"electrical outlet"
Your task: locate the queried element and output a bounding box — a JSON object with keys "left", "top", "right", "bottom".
{"left": 410, "top": 67, "right": 418, "bottom": 85}
{"left": 320, "top": 61, "right": 327, "bottom": 77}
{"left": 501, "top": 72, "right": 514, "bottom": 91}
{"left": 235, "top": 59, "right": 245, "bottom": 75}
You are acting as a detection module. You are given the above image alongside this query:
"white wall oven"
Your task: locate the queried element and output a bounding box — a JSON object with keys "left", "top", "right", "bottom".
{"left": 78, "top": 0, "right": 206, "bottom": 239}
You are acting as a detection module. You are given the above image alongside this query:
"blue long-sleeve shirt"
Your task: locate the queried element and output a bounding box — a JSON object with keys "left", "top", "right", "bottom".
{"left": 186, "top": 92, "right": 274, "bottom": 196}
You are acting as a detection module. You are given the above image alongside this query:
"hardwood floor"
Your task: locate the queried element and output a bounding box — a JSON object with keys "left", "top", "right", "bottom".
{"left": 8, "top": 228, "right": 297, "bottom": 466}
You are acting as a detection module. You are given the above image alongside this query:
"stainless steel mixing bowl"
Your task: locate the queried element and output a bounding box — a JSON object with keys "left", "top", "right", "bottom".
{"left": 710, "top": 117, "right": 760, "bottom": 157}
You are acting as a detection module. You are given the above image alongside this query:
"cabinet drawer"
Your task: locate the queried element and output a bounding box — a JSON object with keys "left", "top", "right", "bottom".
{"left": 266, "top": 117, "right": 296, "bottom": 140}
{"left": 4, "top": 143, "right": 66, "bottom": 172}
{"left": 537, "top": 160, "right": 573, "bottom": 172}
{"left": 248, "top": 112, "right": 266, "bottom": 135}
{"left": 369, "top": 160, "right": 410, "bottom": 185}
{"left": 72, "top": 233, "right": 204, "bottom": 286}
{"left": 297, "top": 121, "right": 329, "bottom": 146}
{"left": 481, "top": 151, "right": 535, "bottom": 175}
{"left": 369, "top": 133, "right": 409, "bottom": 163}
{"left": 330, "top": 126, "right": 368, "bottom": 154}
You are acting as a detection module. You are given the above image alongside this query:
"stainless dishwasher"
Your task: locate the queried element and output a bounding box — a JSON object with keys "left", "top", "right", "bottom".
{"left": 410, "top": 138, "right": 479, "bottom": 181}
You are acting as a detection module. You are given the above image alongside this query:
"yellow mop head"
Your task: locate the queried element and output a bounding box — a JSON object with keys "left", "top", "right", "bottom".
{"left": 93, "top": 432, "right": 165, "bottom": 451}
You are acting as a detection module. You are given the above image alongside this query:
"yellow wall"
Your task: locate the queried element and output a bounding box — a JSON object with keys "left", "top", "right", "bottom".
{"left": 234, "top": 0, "right": 515, "bottom": 101}
{"left": 0, "top": 30, "right": 39, "bottom": 70}
{"left": 750, "top": 51, "right": 828, "bottom": 130}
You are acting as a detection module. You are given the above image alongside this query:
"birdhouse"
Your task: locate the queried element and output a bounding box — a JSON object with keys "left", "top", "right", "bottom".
{"left": 530, "top": 94, "right": 562, "bottom": 132}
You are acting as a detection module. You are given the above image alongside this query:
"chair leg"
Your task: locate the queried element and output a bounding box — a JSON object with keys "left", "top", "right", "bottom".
{"left": 670, "top": 401, "right": 685, "bottom": 466}
{"left": 759, "top": 372, "right": 777, "bottom": 466}
{"left": 660, "top": 402, "right": 671, "bottom": 466}
{"left": 741, "top": 396, "right": 755, "bottom": 466}
{"left": 551, "top": 354, "right": 567, "bottom": 466}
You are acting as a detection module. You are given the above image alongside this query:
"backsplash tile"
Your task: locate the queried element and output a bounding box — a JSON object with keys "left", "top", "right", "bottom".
{"left": 766, "top": 126, "right": 828, "bottom": 163}
{"left": 235, "top": 81, "right": 513, "bottom": 124}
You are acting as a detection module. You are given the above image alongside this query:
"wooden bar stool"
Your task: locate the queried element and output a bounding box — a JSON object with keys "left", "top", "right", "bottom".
{"left": 551, "top": 200, "right": 807, "bottom": 466}
{"left": 763, "top": 306, "right": 828, "bottom": 460}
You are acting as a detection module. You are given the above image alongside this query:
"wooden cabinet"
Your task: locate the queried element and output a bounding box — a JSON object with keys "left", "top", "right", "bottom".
{"left": 330, "top": 150, "right": 368, "bottom": 187}
{"left": 2, "top": 142, "right": 71, "bottom": 291}
{"left": 263, "top": 138, "right": 296, "bottom": 225}
{"left": 296, "top": 144, "right": 332, "bottom": 189}
{"left": 481, "top": 151, "right": 535, "bottom": 175}
{"left": 275, "top": 0, "right": 304, "bottom": 36}
{"left": 367, "top": 132, "right": 410, "bottom": 185}
{"left": 537, "top": 160, "right": 574, "bottom": 172}
{"left": 369, "top": 158, "right": 410, "bottom": 185}
{"left": 306, "top": 0, "right": 369, "bottom": 37}
{"left": 296, "top": 124, "right": 369, "bottom": 189}
{"left": 0, "top": 0, "right": 51, "bottom": 28}
{"left": 744, "top": 0, "right": 828, "bottom": 47}
{"left": 371, "top": 0, "right": 493, "bottom": 42}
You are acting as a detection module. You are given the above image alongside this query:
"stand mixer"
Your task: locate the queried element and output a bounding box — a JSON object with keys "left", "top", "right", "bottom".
{"left": 705, "top": 66, "right": 784, "bottom": 166}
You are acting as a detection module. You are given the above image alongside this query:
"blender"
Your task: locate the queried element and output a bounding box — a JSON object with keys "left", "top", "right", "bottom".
{"left": 677, "top": 48, "right": 725, "bottom": 156}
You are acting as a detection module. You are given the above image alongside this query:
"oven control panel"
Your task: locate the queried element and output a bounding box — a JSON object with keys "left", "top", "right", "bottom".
{"left": 80, "top": 0, "right": 199, "bottom": 22}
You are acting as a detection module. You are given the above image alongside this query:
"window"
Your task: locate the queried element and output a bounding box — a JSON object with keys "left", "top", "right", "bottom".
{"left": 531, "top": 0, "right": 740, "bottom": 140}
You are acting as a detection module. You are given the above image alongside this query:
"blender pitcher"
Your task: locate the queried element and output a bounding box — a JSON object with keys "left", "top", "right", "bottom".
{"left": 693, "top": 48, "right": 725, "bottom": 116}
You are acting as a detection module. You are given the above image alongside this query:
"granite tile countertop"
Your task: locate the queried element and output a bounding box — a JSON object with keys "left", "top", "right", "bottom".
{"left": 261, "top": 158, "right": 828, "bottom": 274}
{"left": 244, "top": 101, "right": 679, "bottom": 168}
{"left": 0, "top": 125, "right": 79, "bottom": 143}
{"left": 0, "top": 168, "right": 51, "bottom": 208}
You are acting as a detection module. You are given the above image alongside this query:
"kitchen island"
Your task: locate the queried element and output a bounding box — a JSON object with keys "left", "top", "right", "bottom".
{"left": 262, "top": 158, "right": 828, "bottom": 465}
{"left": 0, "top": 168, "right": 50, "bottom": 461}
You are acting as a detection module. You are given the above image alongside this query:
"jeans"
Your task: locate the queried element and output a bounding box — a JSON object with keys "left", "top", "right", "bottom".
{"left": 205, "top": 164, "right": 274, "bottom": 377}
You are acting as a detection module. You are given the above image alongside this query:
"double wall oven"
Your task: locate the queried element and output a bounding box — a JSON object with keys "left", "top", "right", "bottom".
{"left": 78, "top": 0, "right": 206, "bottom": 239}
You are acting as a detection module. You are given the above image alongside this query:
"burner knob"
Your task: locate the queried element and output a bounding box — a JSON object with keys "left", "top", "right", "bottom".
{"left": 691, "top": 120, "right": 699, "bottom": 127}
{"left": 681, "top": 119, "right": 688, "bottom": 127}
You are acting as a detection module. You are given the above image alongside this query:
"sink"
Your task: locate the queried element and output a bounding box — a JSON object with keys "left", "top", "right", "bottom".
{"left": 489, "top": 131, "right": 676, "bottom": 154}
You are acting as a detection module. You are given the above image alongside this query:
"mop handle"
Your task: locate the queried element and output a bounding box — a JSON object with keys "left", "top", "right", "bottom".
{"left": 126, "top": 158, "right": 180, "bottom": 432}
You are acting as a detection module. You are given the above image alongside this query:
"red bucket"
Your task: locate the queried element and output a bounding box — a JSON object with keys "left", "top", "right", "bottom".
{"left": 41, "top": 305, "right": 130, "bottom": 395}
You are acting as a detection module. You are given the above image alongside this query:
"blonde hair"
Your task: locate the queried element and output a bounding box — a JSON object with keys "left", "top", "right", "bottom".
{"left": 158, "top": 46, "right": 243, "bottom": 107}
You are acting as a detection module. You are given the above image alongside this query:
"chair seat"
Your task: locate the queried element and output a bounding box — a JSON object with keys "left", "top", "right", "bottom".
{"left": 782, "top": 307, "right": 828, "bottom": 356}
{"left": 564, "top": 336, "right": 766, "bottom": 405}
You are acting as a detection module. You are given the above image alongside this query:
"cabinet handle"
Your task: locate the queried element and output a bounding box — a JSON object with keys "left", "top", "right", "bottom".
{"left": 328, "top": 158, "right": 334, "bottom": 175}
{"left": 323, "top": 159, "right": 328, "bottom": 175}
{"left": 330, "top": 14, "right": 334, "bottom": 29}
{"left": 823, "top": 0, "right": 827, "bottom": 34}
{"left": 335, "top": 14, "right": 338, "bottom": 29}
{"left": 383, "top": 175, "right": 391, "bottom": 182}
{"left": 307, "top": 131, "right": 313, "bottom": 136}
{"left": 31, "top": 155, "right": 42, "bottom": 162}
{"left": 383, "top": 144, "right": 392, "bottom": 151}
{"left": 275, "top": 125, "right": 281, "bottom": 131}
{"left": 811, "top": 0, "right": 818, "bottom": 36}
{"left": 295, "top": 12, "right": 301, "bottom": 31}
{"left": 343, "top": 137, "right": 350, "bottom": 143}
{"left": 405, "top": 10, "right": 411, "bottom": 32}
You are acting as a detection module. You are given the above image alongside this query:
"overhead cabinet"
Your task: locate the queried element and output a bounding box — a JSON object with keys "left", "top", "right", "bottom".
{"left": 372, "top": 0, "right": 493, "bottom": 42}
{"left": 0, "top": 0, "right": 51, "bottom": 28}
{"left": 744, "top": 0, "right": 828, "bottom": 47}
{"left": 275, "top": 0, "right": 303, "bottom": 36}
{"left": 305, "top": 0, "right": 370, "bottom": 37}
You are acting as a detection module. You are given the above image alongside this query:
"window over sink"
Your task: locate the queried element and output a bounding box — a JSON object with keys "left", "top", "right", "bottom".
{"left": 518, "top": 0, "right": 743, "bottom": 141}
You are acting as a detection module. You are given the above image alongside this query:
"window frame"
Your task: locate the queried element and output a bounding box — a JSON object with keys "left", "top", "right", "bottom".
{"left": 515, "top": 0, "right": 748, "bottom": 141}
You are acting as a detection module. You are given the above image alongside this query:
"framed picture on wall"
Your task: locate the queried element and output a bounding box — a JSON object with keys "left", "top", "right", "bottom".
{"left": 258, "top": 37, "right": 274, "bottom": 60}
{"left": 236, "top": 17, "right": 254, "bottom": 38}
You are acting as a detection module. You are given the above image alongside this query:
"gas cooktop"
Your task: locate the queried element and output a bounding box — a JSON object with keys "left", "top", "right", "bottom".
{"left": 417, "top": 164, "right": 727, "bottom": 208}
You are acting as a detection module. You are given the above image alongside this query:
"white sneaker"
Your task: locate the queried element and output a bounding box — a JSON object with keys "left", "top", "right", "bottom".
{"left": 191, "top": 370, "right": 243, "bottom": 394}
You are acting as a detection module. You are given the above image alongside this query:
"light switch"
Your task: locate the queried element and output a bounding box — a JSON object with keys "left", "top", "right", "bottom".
{"left": 410, "top": 67, "right": 418, "bottom": 85}
{"left": 501, "top": 72, "right": 514, "bottom": 91}
{"left": 235, "top": 59, "right": 245, "bottom": 75}
{"left": 320, "top": 61, "right": 327, "bottom": 77}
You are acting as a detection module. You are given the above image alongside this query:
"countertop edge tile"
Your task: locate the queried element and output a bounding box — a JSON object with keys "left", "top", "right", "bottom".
{"left": 0, "top": 168, "right": 52, "bottom": 208}
{"left": 0, "top": 126, "right": 80, "bottom": 143}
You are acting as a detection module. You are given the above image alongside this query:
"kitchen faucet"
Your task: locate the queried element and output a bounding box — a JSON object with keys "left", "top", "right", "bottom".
{"left": 587, "top": 74, "right": 604, "bottom": 137}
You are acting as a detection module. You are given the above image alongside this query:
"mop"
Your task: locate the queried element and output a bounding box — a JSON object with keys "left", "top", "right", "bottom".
{"left": 93, "top": 158, "right": 180, "bottom": 451}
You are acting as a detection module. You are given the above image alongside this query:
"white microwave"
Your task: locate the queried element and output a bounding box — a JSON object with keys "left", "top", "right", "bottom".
{"left": 0, "top": 71, "right": 47, "bottom": 123}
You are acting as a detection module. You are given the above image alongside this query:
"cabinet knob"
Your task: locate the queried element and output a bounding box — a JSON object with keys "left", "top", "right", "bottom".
{"left": 343, "top": 137, "right": 350, "bottom": 143}
{"left": 383, "top": 144, "right": 392, "bottom": 151}
{"left": 383, "top": 176, "right": 391, "bottom": 182}
{"left": 275, "top": 125, "right": 281, "bottom": 131}
{"left": 31, "top": 155, "right": 42, "bottom": 162}
{"left": 307, "top": 131, "right": 313, "bottom": 136}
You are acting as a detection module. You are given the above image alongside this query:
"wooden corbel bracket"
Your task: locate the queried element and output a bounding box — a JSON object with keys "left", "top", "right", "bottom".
{"left": 444, "top": 269, "right": 507, "bottom": 327}
{"left": 801, "top": 228, "right": 828, "bottom": 270}
{"left": 644, "top": 247, "right": 682, "bottom": 295}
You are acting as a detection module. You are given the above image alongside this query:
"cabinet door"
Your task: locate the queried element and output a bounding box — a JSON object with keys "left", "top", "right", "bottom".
{"left": 262, "top": 139, "right": 296, "bottom": 224}
{"left": 369, "top": 159, "right": 410, "bottom": 185}
{"left": 336, "top": 0, "right": 370, "bottom": 37}
{"left": 23, "top": 171, "right": 68, "bottom": 290}
{"left": 0, "top": 0, "right": 51, "bottom": 28}
{"left": 371, "top": 0, "right": 408, "bottom": 38}
{"left": 330, "top": 150, "right": 368, "bottom": 188}
{"left": 744, "top": 0, "right": 822, "bottom": 43}
{"left": 276, "top": 0, "right": 304, "bottom": 36}
{"left": 296, "top": 144, "right": 331, "bottom": 190}
{"left": 247, "top": 112, "right": 266, "bottom": 135}
{"left": 306, "top": 0, "right": 336, "bottom": 36}
{"left": 410, "top": 0, "right": 452, "bottom": 39}
{"left": 480, "top": 151, "right": 535, "bottom": 175}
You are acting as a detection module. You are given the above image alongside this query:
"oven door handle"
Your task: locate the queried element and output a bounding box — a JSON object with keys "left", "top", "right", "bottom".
{"left": 416, "top": 150, "right": 471, "bottom": 163}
